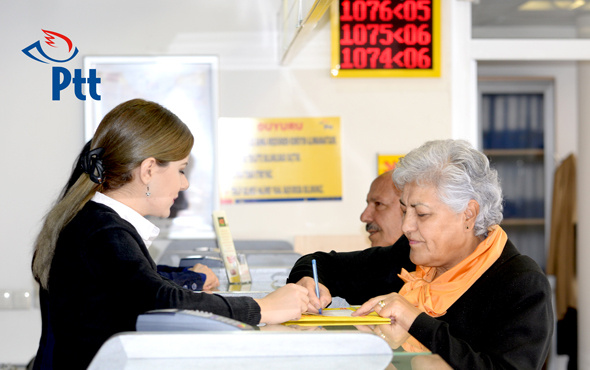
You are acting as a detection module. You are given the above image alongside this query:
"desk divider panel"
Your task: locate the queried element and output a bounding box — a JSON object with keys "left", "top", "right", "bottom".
{"left": 89, "top": 331, "right": 393, "bottom": 369}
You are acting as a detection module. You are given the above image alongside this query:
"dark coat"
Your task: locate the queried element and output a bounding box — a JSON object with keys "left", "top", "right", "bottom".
{"left": 35, "top": 201, "right": 261, "bottom": 369}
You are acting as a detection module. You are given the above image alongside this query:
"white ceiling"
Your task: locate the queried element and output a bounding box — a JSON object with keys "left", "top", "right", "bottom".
{"left": 472, "top": 0, "right": 590, "bottom": 36}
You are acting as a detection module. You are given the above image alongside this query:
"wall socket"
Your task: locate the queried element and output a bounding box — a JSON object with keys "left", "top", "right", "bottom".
{"left": 0, "top": 289, "right": 33, "bottom": 309}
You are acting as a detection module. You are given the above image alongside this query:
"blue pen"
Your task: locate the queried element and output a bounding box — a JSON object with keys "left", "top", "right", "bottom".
{"left": 312, "top": 259, "right": 322, "bottom": 314}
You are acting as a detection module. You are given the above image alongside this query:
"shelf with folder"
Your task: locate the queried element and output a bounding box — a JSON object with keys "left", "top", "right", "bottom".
{"left": 487, "top": 154, "right": 545, "bottom": 220}
{"left": 478, "top": 78, "right": 555, "bottom": 271}
{"left": 501, "top": 218, "right": 544, "bottom": 226}
{"left": 484, "top": 148, "right": 544, "bottom": 157}
{"left": 485, "top": 149, "right": 545, "bottom": 224}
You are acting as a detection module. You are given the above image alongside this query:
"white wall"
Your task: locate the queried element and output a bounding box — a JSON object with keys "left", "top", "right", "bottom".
{"left": 577, "top": 60, "right": 590, "bottom": 369}
{"left": 0, "top": 0, "right": 463, "bottom": 363}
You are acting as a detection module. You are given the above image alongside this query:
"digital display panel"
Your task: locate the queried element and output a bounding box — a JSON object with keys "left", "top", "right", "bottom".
{"left": 331, "top": 0, "right": 440, "bottom": 77}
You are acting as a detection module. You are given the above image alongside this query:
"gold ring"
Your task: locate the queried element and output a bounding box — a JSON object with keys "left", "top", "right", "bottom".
{"left": 378, "top": 300, "right": 386, "bottom": 308}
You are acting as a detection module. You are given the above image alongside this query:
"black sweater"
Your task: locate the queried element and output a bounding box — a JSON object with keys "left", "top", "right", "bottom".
{"left": 288, "top": 236, "right": 553, "bottom": 369}
{"left": 409, "top": 240, "right": 553, "bottom": 369}
{"left": 287, "top": 235, "right": 416, "bottom": 304}
{"left": 39, "top": 201, "right": 261, "bottom": 369}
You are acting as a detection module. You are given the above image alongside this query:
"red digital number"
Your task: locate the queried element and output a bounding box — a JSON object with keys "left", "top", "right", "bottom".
{"left": 379, "top": 24, "right": 394, "bottom": 45}
{"left": 341, "top": 48, "right": 352, "bottom": 69}
{"left": 417, "top": 0, "right": 431, "bottom": 21}
{"left": 341, "top": 23, "right": 431, "bottom": 47}
{"left": 391, "top": 0, "right": 431, "bottom": 21}
{"left": 366, "top": 0, "right": 393, "bottom": 22}
{"left": 341, "top": 0, "right": 367, "bottom": 21}
{"left": 341, "top": 0, "right": 353, "bottom": 21}
{"left": 379, "top": 48, "right": 393, "bottom": 68}
{"left": 389, "top": 47, "right": 431, "bottom": 68}
{"left": 341, "top": 47, "right": 431, "bottom": 69}
{"left": 404, "top": 24, "right": 432, "bottom": 45}
{"left": 339, "top": 0, "right": 434, "bottom": 70}
{"left": 343, "top": 0, "right": 432, "bottom": 22}
{"left": 353, "top": 48, "right": 366, "bottom": 68}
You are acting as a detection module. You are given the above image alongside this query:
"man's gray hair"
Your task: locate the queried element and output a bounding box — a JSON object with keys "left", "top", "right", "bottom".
{"left": 392, "top": 139, "right": 503, "bottom": 237}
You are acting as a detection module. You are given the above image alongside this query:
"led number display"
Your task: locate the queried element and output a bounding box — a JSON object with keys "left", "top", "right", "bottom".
{"left": 331, "top": 0, "right": 440, "bottom": 77}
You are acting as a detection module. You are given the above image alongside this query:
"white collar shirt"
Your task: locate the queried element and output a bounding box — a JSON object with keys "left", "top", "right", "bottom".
{"left": 91, "top": 192, "right": 160, "bottom": 248}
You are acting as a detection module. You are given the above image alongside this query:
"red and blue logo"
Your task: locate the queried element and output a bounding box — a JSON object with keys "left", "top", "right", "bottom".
{"left": 22, "top": 29, "right": 79, "bottom": 64}
{"left": 22, "top": 30, "right": 101, "bottom": 101}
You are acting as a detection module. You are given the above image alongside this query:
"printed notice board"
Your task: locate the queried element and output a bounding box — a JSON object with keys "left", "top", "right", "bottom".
{"left": 331, "top": 0, "right": 440, "bottom": 78}
{"left": 377, "top": 154, "right": 404, "bottom": 175}
{"left": 218, "top": 117, "right": 342, "bottom": 203}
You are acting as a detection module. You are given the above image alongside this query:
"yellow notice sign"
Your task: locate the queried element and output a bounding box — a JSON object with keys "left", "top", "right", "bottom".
{"left": 377, "top": 154, "right": 404, "bottom": 175}
{"left": 218, "top": 117, "right": 342, "bottom": 203}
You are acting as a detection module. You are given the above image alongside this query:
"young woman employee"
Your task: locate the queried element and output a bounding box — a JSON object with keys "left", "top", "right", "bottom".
{"left": 31, "top": 99, "right": 308, "bottom": 369}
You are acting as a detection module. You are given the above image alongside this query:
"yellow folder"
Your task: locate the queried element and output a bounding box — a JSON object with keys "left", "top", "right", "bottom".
{"left": 282, "top": 307, "right": 391, "bottom": 326}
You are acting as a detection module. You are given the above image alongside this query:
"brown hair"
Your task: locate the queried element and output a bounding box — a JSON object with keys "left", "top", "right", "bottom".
{"left": 32, "top": 99, "right": 194, "bottom": 289}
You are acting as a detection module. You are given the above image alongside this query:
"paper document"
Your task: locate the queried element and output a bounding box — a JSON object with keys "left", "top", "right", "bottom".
{"left": 282, "top": 307, "right": 391, "bottom": 326}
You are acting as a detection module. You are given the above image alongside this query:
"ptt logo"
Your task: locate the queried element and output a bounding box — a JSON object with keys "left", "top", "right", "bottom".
{"left": 22, "top": 30, "right": 101, "bottom": 101}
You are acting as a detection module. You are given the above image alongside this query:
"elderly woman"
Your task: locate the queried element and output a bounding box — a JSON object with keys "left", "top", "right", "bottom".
{"left": 354, "top": 139, "right": 553, "bottom": 369}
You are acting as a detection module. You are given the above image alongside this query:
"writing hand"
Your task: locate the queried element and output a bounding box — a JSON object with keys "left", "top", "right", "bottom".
{"left": 295, "top": 276, "right": 332, "bottom": 313}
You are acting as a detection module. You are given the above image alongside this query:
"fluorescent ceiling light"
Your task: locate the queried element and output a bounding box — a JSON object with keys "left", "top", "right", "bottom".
{"left": 519, "top": 1, "right": 554, "bottom": 10}
{"left": 519, "top": 0, "right": 587, "bottom": 10}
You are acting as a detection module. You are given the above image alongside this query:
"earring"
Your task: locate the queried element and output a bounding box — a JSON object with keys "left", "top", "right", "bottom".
{"left": 146, "top": 186, "right": 151, "bottom": 197}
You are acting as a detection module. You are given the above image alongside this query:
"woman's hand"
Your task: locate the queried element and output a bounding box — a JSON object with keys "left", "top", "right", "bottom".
{"left": 188, "top": 263, "right": 220, "bottom": 291}
{"left": 353, "top": 293, "right": 421, "bottom": 331}
{"left": 254, "top": 283, "right": 309, "bottom": 325}
{"left": 294, "top": 276, "right": 332, "bottom": 313}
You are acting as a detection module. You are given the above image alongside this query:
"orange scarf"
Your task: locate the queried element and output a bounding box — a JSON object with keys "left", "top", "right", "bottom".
{"left": 398, "top": 225, "right": 507, "bottom": 318}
